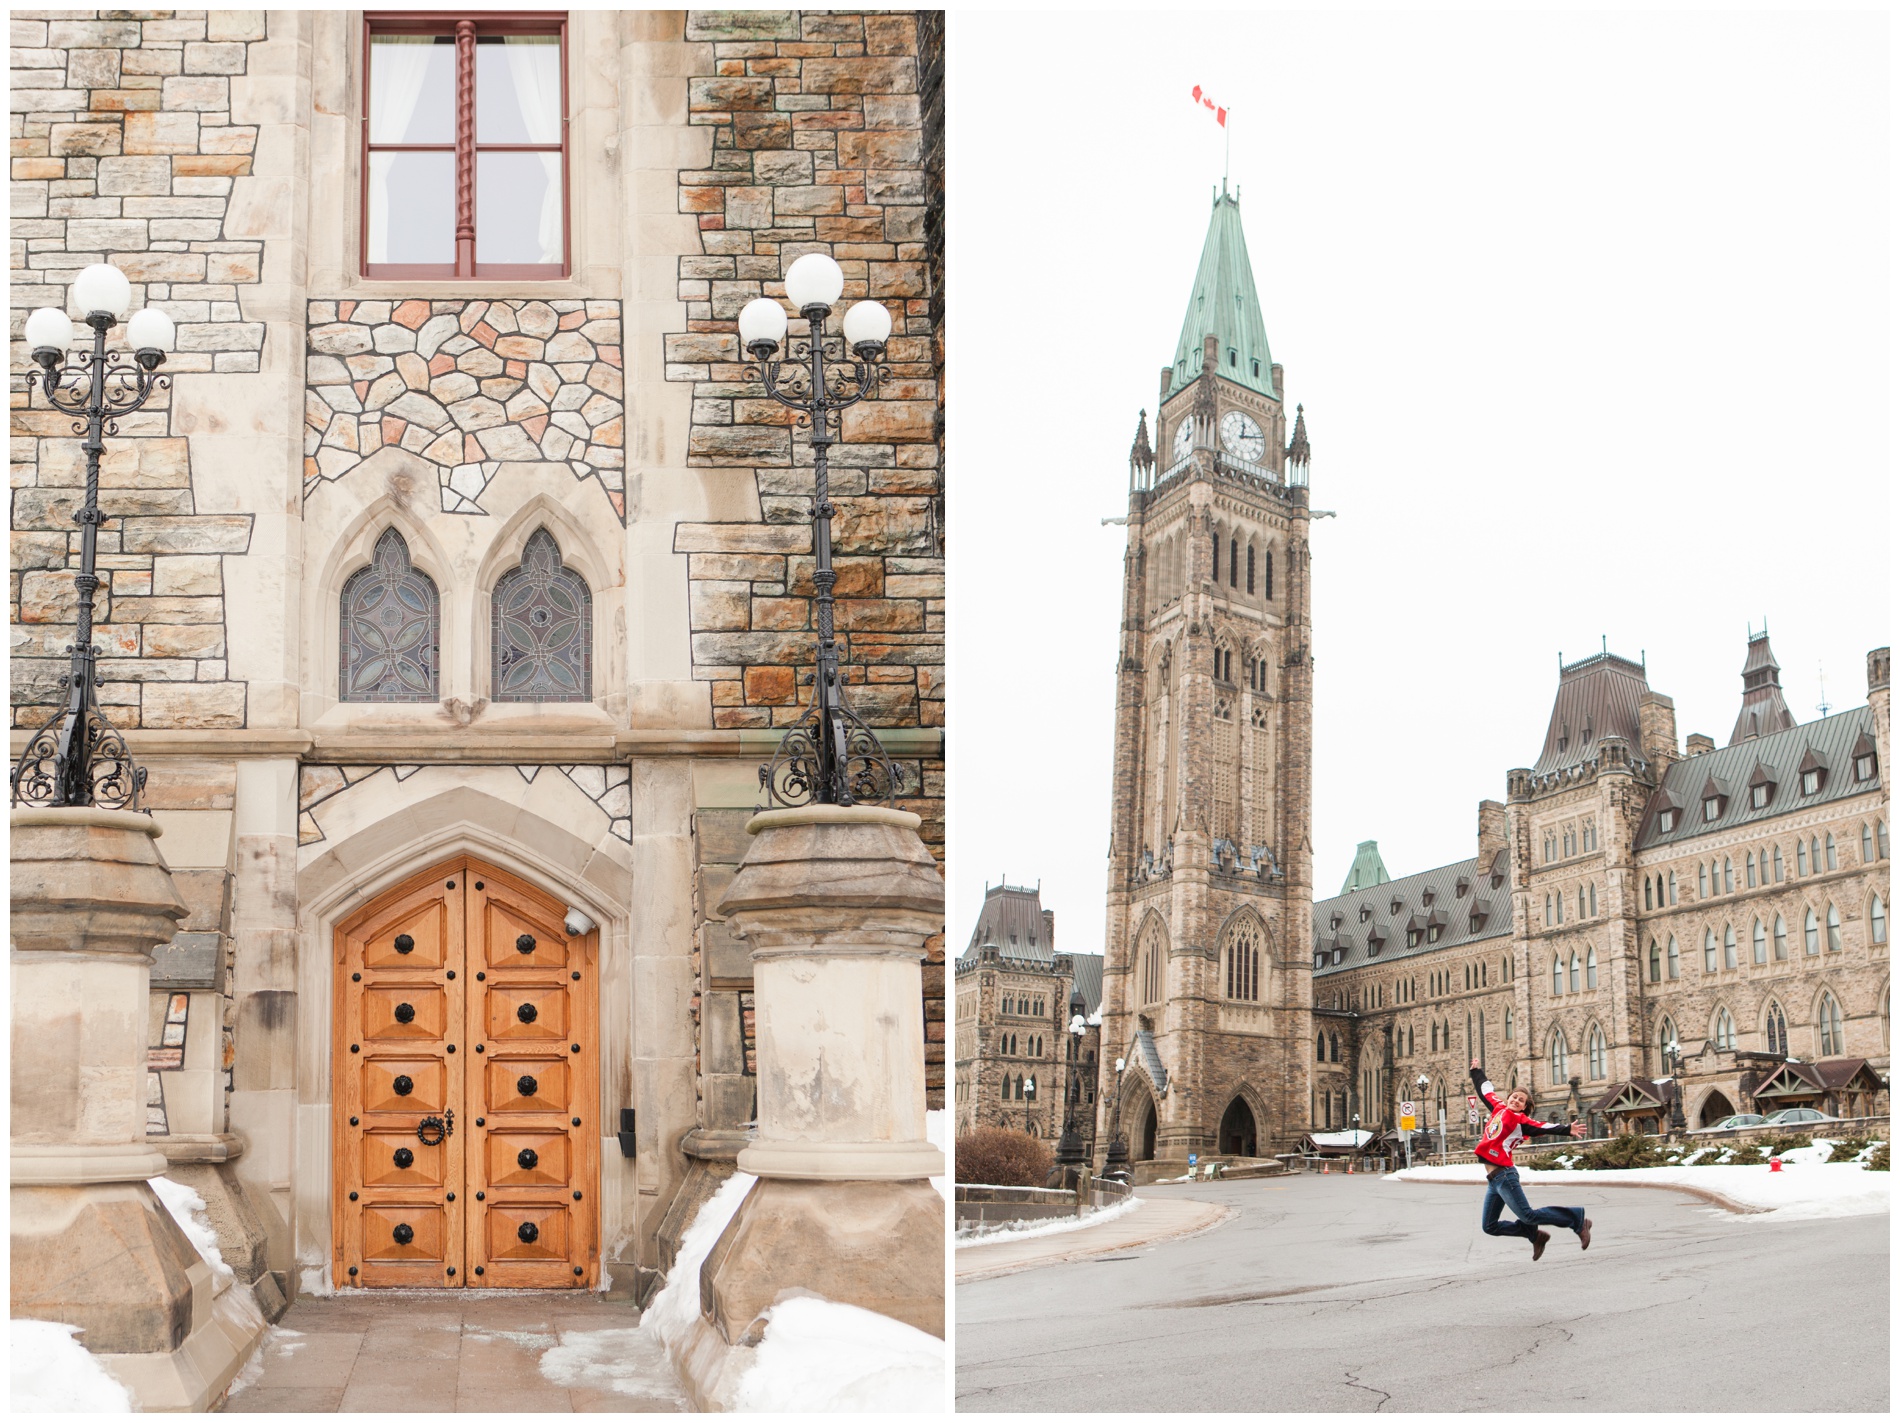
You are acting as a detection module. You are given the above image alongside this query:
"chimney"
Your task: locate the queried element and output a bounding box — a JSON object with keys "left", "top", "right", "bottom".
{"left": 1638, "top": 692, "right": 1679, "bottom": 768}
{"left": 1042, "top": 908, "right": 1055, "bottom": 953}
{"left": 1159, "top": 365, "right": 1174, "bottom": 407}
{"left": 1870, "top": 646, "right": 1891, "bottom": 695}
{"left": 1476, "top": 799, "right": 1507, "bottom": 873}
{"left": 1685, "top": 733, "right": 1715, "bottom": 757}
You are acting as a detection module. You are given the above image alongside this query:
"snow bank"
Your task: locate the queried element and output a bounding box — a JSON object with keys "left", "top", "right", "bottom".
{"left": 1393, "top": 1160, "right": 1890, "bottom": 1218}
{"left": 731, "top": 1296, "right": 945, "bottom": 1413}
{"left": 954, "top": 1193, "right": 1144, "bottom": 1248}
{"left": 640, "top": 1169, "right": 758, "bottom": 1352}
{"left": 9, "top": 1321, "right": 133, "bottom": 1413}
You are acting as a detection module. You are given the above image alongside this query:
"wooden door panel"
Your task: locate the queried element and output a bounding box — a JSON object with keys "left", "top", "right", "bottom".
{"left": 362, "top": 985, "right": 448, "bottom": 1041}
{"left": 362, "top": 1129, "right": 447, "bottom": 1188}
{"left": 485, "top": 984, "right": 568, "bottom": 1042}
{"left": 362, "top": 1057, "right": 447, "bottom": 1114}
{"left": 483, "top": 1057, "right": 571, "bottom": 1114}
{"left": 339, "top": 857, "right": 592, "bottom": 1289}
{"left": 364, "top": 901, "right": 450, "bottom": 969}
{"left": 486, "top": 1129, "right": 571, "bottom": 1186}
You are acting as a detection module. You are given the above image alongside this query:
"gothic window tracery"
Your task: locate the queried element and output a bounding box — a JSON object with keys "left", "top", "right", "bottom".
{"left": 1222, "top": 916, "right": 1263, "bottom": 1002}
{"left": 491, "top": 528, "right": 592, "bottom": 700}
{"left": 340, "top": 528, "right": 439, "bottom": 702}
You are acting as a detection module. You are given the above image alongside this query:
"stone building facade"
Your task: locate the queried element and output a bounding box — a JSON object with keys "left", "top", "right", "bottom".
{"left": 952, "top": 882, "right": 1101, "bottom": 1153}
{"left": 10, "top": 9, "right": 942, "bottom": 1307}
{"left": 1093, "top": 188, "right": 1317, "bottom": 1169}
{"left": 1311, "top": 637, "right": 1890, "bottom": 1141}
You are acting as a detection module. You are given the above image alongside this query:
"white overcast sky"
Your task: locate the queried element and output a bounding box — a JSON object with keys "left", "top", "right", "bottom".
{"left": 945, "top": 8, "right": 1892, "bottom": 959}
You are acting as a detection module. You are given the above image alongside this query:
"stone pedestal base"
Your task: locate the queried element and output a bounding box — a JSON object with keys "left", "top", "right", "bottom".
{"left": 700, "top": 1177, "right": 944, "bottom": 1345}
{"left": 11, "top": 1181, "right": 267, "bottom": 1411}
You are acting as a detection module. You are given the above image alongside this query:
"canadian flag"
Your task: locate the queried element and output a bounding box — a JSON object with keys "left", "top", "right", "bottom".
{"left": 1192, "top": 84, "right": 1227, "bottom": 127}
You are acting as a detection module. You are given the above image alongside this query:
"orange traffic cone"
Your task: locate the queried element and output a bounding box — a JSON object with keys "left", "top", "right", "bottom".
{"left": 1347, "top": 1160, "right": 1354, "bottom": 1174}
{"left": 1322, "top": 1161, "right": 1330, "bottom": 1174}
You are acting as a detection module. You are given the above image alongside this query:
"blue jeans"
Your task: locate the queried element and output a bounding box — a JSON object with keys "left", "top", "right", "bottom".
{"left": 1481, "top": 1166, "right": 1583, "bottom": 1240}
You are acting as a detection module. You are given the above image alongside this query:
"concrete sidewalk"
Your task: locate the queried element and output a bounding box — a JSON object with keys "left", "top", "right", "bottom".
{"left": 218, "top": 1292, "right": 687, "bottom": 1412}
{"left": 955, "top": 1195, "right": 1233, "bottom": 1284}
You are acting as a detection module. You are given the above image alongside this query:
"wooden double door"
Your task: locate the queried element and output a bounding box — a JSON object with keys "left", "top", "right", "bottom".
{"left": 333, "top": 857, "right": 598, "bottom": 1288}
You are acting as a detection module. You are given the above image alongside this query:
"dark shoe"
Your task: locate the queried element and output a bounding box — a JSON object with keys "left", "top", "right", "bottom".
{"left": 1578, "top": 1217, "right": 1593, "bottom": 1251}
{"left": 1531, "top": 1230, "right": 1551, "bottom": 1261}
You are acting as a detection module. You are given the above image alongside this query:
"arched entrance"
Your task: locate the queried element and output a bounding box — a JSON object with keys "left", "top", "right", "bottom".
{"left": 1696, "top": 1090, "right": 1736, "bottom": 1129}
{"left": 1135, "top": 1096, "right": 1157, "bottom": 1161}
{"left": 332, "top": 855, "right": 599, "bottom": 1288}
{"left": 1218, "top": 1097, "right": 1258, "bottom": 1157}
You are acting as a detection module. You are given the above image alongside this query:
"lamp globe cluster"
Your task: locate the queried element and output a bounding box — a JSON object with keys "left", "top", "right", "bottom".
{"left": 23, "top": 262, "right": 175, "bottom": 368}
{"left": 738, "top": 251, "right": 893, "bottom": 359}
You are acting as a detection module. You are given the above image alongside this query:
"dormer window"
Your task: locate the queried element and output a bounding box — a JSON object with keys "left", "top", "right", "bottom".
{"left": 1455, "top": 877, "right": 1470, "bottom": 898}
{"left": 1314, "top": 953, "right": 1326, "bottom": 970}
{"left": 1702, "top": 796, "right": 1724, "bottom": 823}
{"left": 1855, "top": 751, "right": 1877, "bottom": 782}
{"left": 1330, "top": 912, "right": 1344, "bottom": 930}
{"left": 1658, "top": 809, "right": 1677, "bottom": 833}
{"left": 1751, "top": 784, "right": 1770, "bottom": 809}
{"left": 1421, "top": 889, "right": 1436, "bottom": 908}
{"left": 1332, "top": 948, "right": 1344, "bottom": 965}
{"left": 1366, "top": 938, "right": 1380, "bottom": 958}
{"left": 1406, "top": 929, "right": 1421, "bottom": 948}
{"left": 1390, "top": 898, "right": 1402, "bottom": 916}
{"left": 1427, "top": 925, "right": 1442, "bottom": 944}
{"left": 1359, "top": 906, "right": 1371, "bottom": 923}
{"left": 1802, "top": 769, "right": 1823, "bottom": 795}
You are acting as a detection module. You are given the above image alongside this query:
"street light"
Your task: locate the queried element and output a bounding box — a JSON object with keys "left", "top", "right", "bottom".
{"left": 1104, "top": 1056, "right": 1130, "bottom": 1179}
{"left": 12, "top": 263, "right": 173, "bottom": 810}
{"left": 1662, "top": 1039, "right": 1687, "bottom": 1133}
{"left": 740, "top": 253, "right": 901, "bottom": 807}
{"left": 1053, "top": 988, "right": 1089, "bottom": 1176}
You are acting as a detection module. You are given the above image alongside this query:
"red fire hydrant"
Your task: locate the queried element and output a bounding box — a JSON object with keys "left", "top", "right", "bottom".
{"left": 1769, "top": 1157, "right": 1783, "bottom": 1172}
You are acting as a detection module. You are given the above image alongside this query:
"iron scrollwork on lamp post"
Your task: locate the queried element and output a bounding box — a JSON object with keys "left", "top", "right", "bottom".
{"left": 11, "top": 263, "right": 174, "bottom": 811}
{"left": 738, "top": 253, "right": 902, "bottom": 808}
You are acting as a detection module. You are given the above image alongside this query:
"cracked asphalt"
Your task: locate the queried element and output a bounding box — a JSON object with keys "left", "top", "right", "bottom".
{"left": 955, "top": 1172, "right": 1889, "bottom": 1412}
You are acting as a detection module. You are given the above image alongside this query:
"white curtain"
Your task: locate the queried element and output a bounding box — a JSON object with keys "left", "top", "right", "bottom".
{"left": 368, "top": 38, "right": 433, "bottom": 263}
{"left": 503, "top": 38, "right": 564, "bottom": 263}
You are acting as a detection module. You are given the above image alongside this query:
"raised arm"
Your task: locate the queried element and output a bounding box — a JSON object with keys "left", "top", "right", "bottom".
{"left": 1469, "top": 1062, "right": 1501, "bottom": 1111}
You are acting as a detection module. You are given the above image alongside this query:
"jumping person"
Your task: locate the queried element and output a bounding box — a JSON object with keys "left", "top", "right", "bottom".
{"left": 1469, "top": 1060, "right": 1591, "bottom": 1261}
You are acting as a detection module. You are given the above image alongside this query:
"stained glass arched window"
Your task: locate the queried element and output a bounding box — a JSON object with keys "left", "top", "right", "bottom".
{"left": 492, "top": 529, "right": 592, "bottom": 701}
{"left": 340, "top": 528, "right": 439, "bottom": 702}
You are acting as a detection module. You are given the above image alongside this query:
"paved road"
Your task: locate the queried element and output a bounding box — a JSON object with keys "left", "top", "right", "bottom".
{"left": 956, "top": 1173, "right": 1889, "bottom": 1412}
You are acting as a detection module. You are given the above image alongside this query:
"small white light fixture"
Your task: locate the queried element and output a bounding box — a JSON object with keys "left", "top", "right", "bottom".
{"left": 125, "top": 307, "right": 175, "bottom": 354}
{"left": 841, "top": 299, "right": 891, "bottom": 353}
{"left": 783, "top": 251, "right": 844, "bottom": 311}
{"left": 24, "top": 307, "right": 74, "bottom": 356}
{"left": 563, "top": 907, "right": 596, "bottom": 937}
{"left": 737, "top": 296, "right": 788, "bottom": 353}
{"left": 71, "top": 262, "right": 132, "bottom": 321}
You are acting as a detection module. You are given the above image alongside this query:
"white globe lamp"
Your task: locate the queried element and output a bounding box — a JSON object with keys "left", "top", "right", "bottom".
{"left": 783, "top": 251, "right": 844, "bottom": 312}
{"left": 737, "top": 296, "right": 788, "bottom": 354}
{"left": 71, "top": 262, "right": 132, "bottom": 321}
{"left": 841, "top": 299, "right": 891, "bottom": 354}
{"left": 126, "top": 308, "right": 175, "bottom": 356}
{"left": 24, "top": 307, "right": 73, "bottom": 357}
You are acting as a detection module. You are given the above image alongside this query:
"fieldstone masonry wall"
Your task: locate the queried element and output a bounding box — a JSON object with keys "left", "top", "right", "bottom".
{"left": 10, "top": 9, "right": 269, "bottom": 730}
{"left": 304, "top": 298, "right": 627, "bottom": 521}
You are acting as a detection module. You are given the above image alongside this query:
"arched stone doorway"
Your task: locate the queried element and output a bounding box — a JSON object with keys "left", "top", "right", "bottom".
{"left": 1135, "top": 1096, "right": 1157, "bottom": 1161}
{"left": 1697, "top": 1090, "right": 1736, "bottom": 1128}
{"left": 1218, "top": 1097, "right": 1257, "bottom": 1157}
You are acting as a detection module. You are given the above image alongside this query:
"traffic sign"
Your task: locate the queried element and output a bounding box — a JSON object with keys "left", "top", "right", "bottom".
{"left": 1467, "top": 1094, "right": 1480, "bottom": 1108}
{"left": 1399, "top": 1114, "right": 1417, "bottom": 1131}
{"left": 1400, "top": 1100, "right": 1417, "bottom": 1117}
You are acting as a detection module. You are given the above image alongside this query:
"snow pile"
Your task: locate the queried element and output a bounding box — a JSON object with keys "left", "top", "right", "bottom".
{"left": 926, "top": 1109, "right": 949, "bottom": 1206}
{"left": 1394, "top": 1160, "right": 1889, "bottom": 1218}
{"left": 9, "top": 1321, "right": 133, "bottom": 1413}
{"left": 955, "top": 1193, "right": 1143, "bottom": 1247}
{"left": 149, "top": 1175, "right": 233, "bottom": 1283}
{"left": 639, "top": 1169, "right": 757, "bottom": 1352}
{"left": 730, "top": 1296, "right": 944, "bottom": 1413}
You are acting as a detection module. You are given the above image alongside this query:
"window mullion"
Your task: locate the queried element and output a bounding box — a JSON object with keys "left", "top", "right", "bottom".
{"left": 455, "top": 18, "right": 477, "bottom": 276}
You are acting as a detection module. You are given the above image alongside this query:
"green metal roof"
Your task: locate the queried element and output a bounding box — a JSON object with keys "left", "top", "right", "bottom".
{"left": 1168, "top": 189, "right": 1275, "bottom": 401}
{"left": 1339, "top": 840, "right": 1390, "bottom": 895}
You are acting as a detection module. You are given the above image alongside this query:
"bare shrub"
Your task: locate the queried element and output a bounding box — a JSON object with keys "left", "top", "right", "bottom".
{"left": 956, "top": 1126, "right": 1054, "bottom": 1186}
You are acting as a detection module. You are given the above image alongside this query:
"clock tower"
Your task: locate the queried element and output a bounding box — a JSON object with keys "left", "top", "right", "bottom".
{"left": 1097, "top": 187, "right": 1316, "bottom": 1169}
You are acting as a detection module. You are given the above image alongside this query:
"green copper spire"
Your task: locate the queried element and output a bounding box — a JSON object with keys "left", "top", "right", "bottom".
{"left": 1340, "top": 840, "right": 1390, "bottom": 895}
{"left": 1168, "top": 188, "right": 1275, "bottom": 401}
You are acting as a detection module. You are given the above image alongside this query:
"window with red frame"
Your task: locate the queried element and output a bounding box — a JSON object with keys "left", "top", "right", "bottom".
{"left": 363, "top": 13, "right": 568, "bottom": 279}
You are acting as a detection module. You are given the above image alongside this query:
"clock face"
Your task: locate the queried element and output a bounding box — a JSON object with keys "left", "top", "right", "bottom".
{"left": 1220, "top": 410, "right": 1266, "bottom": 462}
{"left": 1171, "top": 417, "right": 1195, "bottom": 461}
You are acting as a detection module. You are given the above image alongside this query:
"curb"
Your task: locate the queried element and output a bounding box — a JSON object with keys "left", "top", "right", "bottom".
{"left": 1393, "top": 1173, "right": 1771, "bottom": 1215}
{"left": 956, "top": 1199, "right": 1236, "bottom": 1283}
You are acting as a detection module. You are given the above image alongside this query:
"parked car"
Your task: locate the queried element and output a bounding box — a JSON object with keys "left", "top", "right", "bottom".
{"left": 1690, "top": 1113, "right": 1767, "bottom": 1133}
{"left": 1762, "top": 1107, "right": 1837, "bottom": 1126}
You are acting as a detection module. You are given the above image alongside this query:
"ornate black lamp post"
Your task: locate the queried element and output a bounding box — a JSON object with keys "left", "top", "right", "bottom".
{"left": 1053, "top": 987, "right": 1090, "bottom": 1174}
{"left": 11, "top": 264, "right": 173, "bottom": 811}
{"left": 1662, "top": 1040, "right": 1687, "bottom": 1133}
{"left": 738, "top": 254, "right": 901, "bottom": 808}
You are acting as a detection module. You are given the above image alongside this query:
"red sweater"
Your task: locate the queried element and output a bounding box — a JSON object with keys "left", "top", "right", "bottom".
{"left": 1470, "top": 1068, "right": 1571, "bottom": 1169}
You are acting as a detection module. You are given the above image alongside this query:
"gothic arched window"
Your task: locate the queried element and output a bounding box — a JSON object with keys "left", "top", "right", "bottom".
{"left": 1262, "top": 549, "right": 1273, "bottom": 600}
{"left": 1825, "top": 903, "right": 1841, "bottom": 951}
{"left": 1586, "top": 946, "right": 1598, "bottom": 989}
{"left": 492, "top": 529, "right": 592, "bottom": 701}
{"left": 1817, "top": 993, "right": 1843, "bottom": 1056}
{"left": 1712, "top": 1006, "right": 1735, "bottom": 1051}
{"left": 1223, "top": 917, "right": 1263, "bottom": 1002}
{"left": 1804, "top": 908, "right": 1820, "bottom": 955}
{"left": 340, "top": 528, "right": 439, "bottom": 702}
{"left": 1229, "top": 536, "right": 1239, "bottom": 587}
{"left": 1246, "top": 543, "right": 1256, "bottom": 594}
{"left": 1666, "top": 936, "right": 1680, "bottom": 979}
{"left": 1658, "top": 1015, "right": 1677, "bottom": 1060}
{"left": 1752, "top": 918, "right": 1766, "bottom": 964}
{"left": 1872, "top": 893, "right": 1888, "bottom": 945}
{"left": 1765, "top": 1001, "right": 1787, "bottom": 1056}
{"left": 1548, "top": 1031, "right": 1569, "bottom": 1085}
{"left": 1648, "top": 941, "right": 1661, "bottom": 982}
{"left": 1587, "top": 1023, "right": 1606, "bottom": 1080}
